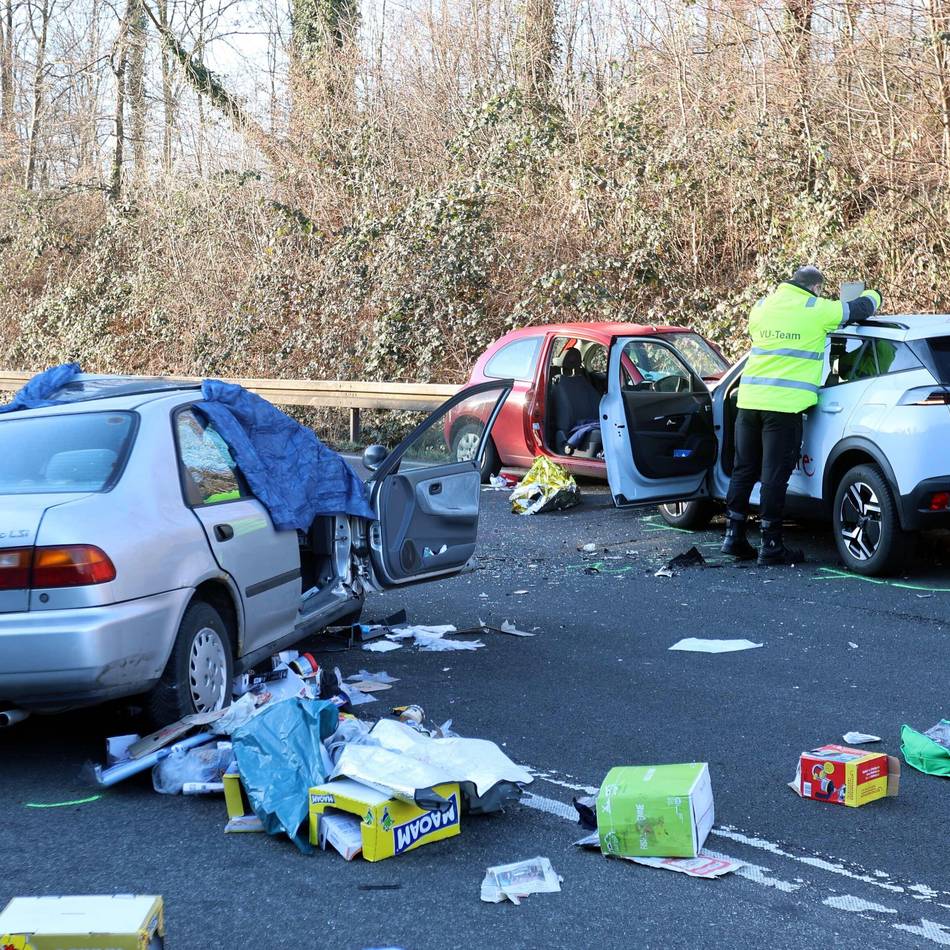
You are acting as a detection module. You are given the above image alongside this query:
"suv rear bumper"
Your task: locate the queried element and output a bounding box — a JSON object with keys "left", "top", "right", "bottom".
{"left": 0, "top": 589, "right": 191, "bottom": 711}
{"left": 899, "top": 477, "right": 950, "bottom": 530}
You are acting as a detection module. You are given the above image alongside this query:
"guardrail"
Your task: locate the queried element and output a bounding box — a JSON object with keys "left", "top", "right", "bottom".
{"left": 0, "top": 371, "right": 460, "bottom": 442}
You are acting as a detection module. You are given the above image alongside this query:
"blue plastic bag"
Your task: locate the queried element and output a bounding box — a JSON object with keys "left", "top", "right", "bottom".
{"left": 231, "top": 698, "right": 339, "bottom": 852}
{"left": 0, "top": 363, "right": 80, "bottom": 413}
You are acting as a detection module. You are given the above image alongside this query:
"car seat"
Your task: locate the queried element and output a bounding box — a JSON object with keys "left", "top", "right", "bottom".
{"left": 553, "top": 348, "right": 603, "bottom": 456}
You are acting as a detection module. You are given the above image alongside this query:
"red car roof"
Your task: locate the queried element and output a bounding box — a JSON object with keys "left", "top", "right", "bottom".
{"left": 497, "top": 322, "right": 691, "bottom": 340}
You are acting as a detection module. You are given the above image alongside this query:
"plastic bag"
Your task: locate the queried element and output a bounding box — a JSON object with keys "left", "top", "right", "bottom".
{"left": 231, "top": 698, "right": 339, "bottom": 852}
{"left": 901, "top": 721, "right": 950, "bottom": 777}
{"left": 509, "top": 457, "right": 580, "bottom": 515}
{"left": 152, "top": 744, "right": 232, "bottom": 795}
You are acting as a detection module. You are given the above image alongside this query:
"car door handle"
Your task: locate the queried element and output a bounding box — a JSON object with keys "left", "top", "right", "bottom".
{"left": 428, "top": 482, "right": 443, "bottom": 495}
{"left": 214, "top": 523, "right": 234, "bottom": 541}
{"left": 821, "top": 402, "right": 843, "bottom": 414}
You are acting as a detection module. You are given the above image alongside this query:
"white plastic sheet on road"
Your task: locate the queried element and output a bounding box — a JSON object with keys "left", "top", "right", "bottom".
{"left": 386, "top": 624, "right": 485, "bottom": 652}
{"left": 668, "top": 638, "right": 763, "bottom": 653}
{"left": 331, "top": 718, "right": 533, "bottom": 803}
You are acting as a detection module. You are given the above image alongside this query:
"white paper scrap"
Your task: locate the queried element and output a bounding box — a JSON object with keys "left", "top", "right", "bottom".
{"left": 363, "top": 640, "right": 402, "bottom": 653}
{"left": 480, "top": 857, "right": 562, "bottom": 905}
{"left": 842, "top": 731, "right": 882, "bottom": 744}
{"left": 573, "top": 834, "right": 744, "bottom": 879}
{"left": 669, "top": 638, "right": 763, "bottom": 653}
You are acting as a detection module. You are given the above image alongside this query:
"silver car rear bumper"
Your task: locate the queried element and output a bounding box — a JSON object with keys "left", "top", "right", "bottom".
{"left": 0, "top": 589, "right": 192, "bottom": 710}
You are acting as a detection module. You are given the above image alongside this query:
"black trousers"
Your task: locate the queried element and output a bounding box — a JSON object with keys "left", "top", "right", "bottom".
{"left": 725, "top": 409, "right": 803, "bottom": 523}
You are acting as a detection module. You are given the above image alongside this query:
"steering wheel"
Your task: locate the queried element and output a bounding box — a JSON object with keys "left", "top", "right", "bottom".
{"left": 652, "top": 375, "right": 689, "bottom": 393}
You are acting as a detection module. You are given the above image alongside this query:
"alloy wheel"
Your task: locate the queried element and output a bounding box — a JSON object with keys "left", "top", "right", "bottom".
{"left": 838, "top": 481, "right": 882, "bottom": 562}
{"left": 189, "top": 627, "right": 229, "bottom": 712}
{"left": 455, "top": 430, "right": 481, "bottom": 463}
{"left": 661, "top": 502, "right": 688, "bottom": 517}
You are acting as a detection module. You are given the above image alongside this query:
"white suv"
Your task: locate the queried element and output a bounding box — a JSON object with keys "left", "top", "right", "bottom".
{"left": 600, "top": 317, "right": 950, "bottom": 575}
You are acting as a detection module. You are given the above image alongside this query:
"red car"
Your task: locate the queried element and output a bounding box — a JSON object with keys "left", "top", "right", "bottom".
{"left": 450, "top": 322, "right": 730, "bottom": 481}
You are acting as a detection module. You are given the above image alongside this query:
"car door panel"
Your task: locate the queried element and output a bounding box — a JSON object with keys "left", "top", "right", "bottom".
{"left": 370, "top": 381, "right": 512, "bottom": 586}
{"left": 604, "top": 336, "right": 717, "bottom": 506}
{"left": 175, "top": 408, "right": 300, "bottom": 656}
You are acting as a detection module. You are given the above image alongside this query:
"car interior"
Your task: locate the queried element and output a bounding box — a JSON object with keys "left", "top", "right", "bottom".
{"left": 545, "top": 338, "right": 607, "bottom": 458}
{"left": 615, "top": 339, "right": 718, "bottom": 479}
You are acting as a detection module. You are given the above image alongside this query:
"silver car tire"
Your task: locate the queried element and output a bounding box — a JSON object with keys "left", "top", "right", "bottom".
{"left": 452, "top": 422, "right": 500, "bottom": 484}
{"left": 658, "top": 499, "right": 717, "bottom": 530}
{"left": 145, "top": 600, "right": 235, "bottom": 727}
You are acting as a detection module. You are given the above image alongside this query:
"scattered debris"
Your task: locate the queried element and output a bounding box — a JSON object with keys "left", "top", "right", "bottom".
{"left": 393, "top": 704, "right": 425, "bottom": 725}
{"left": 348, "top": 670, "right": 400, "bottom": 685}
{"left": 485, "top": 473, "right": 518, "bottom": 491}
{"left": 901, "top": 720, "right": 950, "bottom": 776}
{"left": 842, "top": 732, "right": 882, "bottom": 745}
{"left": 499, "top": 620, "right": 533, "bottom": 638}
{"left": 0, "top": 895, "right": 165, "bottom": 946}
{"left": 574, "top": 832, "right": 745, "bottom": 878}
{"left": 580, "top": 542, "right": 598, "bottom": 553}
{"left": 654, "top": 566, "right": 674, "bottom": 579}
{"left": 512, "top": 589, "right": 529, "bottom": 595}
{"left": 25, "top": 795, "right": 101, "bottom": 809}
{"left": 310, "top": 777, "right": 461, "bottom": 861}
{"left": 480, "top": 857, "right": 562, "bottom": 905}
{"left": 510, "top": 457, "right": 580, "bottom": 515}
{"left": 386, "top": 625, "right": 484, "bottom": 652}
{"left": 364, "top": 641, "right": 402, "bottom": 653}
{"left": 584, "top": 566, "right": 601, "bottom": 576}
{"left": 668, "top": 638, "right": 763, "bottom": 653}
{"left": 152, "top": 743, "right": 232, "bottom": 795}
{"left": 790, "top": 744, "right": 900, "bottom": 805}
{"left": 572, "top": 795, "right": 597, "bottom": 830}
{"left": 666, "top": 547, "right": 707, "bottom": 570}
{"left": 848, "top": 642, "right": 859, "bottom": 649}
{"left": 597, "top": 764, "right": 715, "bottom": 858}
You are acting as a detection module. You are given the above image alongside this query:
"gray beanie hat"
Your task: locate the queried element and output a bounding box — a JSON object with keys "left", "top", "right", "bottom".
{"left": 791, "top": 265, "right": 824, "bottom": 289}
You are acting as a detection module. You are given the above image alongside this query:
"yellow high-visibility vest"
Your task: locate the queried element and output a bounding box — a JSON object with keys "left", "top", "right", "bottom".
{"left": 738, "top": 283, "right": 881, "bottom": 413}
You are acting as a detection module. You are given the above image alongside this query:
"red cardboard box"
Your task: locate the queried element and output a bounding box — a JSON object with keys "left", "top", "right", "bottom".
{"left": 793, "top": 744, "right": 900, "bottom": 807}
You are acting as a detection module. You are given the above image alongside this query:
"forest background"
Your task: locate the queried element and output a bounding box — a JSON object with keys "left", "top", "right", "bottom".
{"left": 1, "top": 0, "right": 949, "bottom": 420}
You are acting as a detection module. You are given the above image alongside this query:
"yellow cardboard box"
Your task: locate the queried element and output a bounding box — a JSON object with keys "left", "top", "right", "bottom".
{"left": 308, "top": 778, "right": 461, "bottom": 861}
{"left": 0, "top": 895, "right": 164, "bottom": 950}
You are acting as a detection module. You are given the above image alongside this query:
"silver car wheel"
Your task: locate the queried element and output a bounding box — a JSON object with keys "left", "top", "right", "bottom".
{"left": 455, "top": 430, "right": 481, "bottom": 463}
{"left": 661, "top": 502, "right": 688, "bottom": 517}
{"left": 189, "top": 626, "right": 229, "bottom": 712}
{"left": 838, "top": 481, "right": 882, "bottom": 562}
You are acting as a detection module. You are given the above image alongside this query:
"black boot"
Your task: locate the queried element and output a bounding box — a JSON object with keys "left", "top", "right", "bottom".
{"left": 757, "top": 520, "right": 804, "bottom": 566}
{"left": 721, "top": 511, "right": 757, "bottom": 560}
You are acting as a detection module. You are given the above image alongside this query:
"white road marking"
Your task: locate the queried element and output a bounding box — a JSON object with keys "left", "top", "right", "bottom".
{"left": 823, "top": 895, "right": 896, "bottom": 914}
{"left": 894, "top": 921, "right": 950, "bottom": 945}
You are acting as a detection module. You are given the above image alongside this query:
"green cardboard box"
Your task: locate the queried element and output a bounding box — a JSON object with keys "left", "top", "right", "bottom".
{"left": 596, "top": 763, "right": 714, "bottom": 858}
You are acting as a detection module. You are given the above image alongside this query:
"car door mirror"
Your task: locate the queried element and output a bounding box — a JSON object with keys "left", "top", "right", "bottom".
{"left": 363, "top": 444, "right": 388, "bottom": 472}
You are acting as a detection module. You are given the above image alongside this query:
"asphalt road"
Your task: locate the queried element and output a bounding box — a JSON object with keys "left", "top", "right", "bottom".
{"left": 4, "top": 483, "right": 950, "bottom": 948}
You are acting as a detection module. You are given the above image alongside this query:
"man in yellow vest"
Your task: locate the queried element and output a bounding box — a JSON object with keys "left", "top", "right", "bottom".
{"left": 721, "top": 266, "right": 882, "bottom": 565}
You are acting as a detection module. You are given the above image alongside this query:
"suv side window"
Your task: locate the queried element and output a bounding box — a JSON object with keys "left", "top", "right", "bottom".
{"left": 484, "top": 337, "right": 542, "bottom": 381}
{"left": 176, "top": 408, "right": 245, "bottom": 507}
{"left": 873, "top": 339, "right": 920, "bottom": 374}
{"left": 824, "top": 337, "right": 876, "bottom": 387}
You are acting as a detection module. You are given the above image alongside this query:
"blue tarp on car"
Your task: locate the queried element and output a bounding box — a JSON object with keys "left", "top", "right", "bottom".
{"left": 1, "top": 365, "right": 376, "bottom": 531}
{"left": 196, "top": 379, "right": 375, "bottom": 530}
{"left": 0, "top": 363, "right": 80, "bottom": 413}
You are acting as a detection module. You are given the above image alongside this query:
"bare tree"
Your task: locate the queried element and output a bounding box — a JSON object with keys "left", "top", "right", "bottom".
{"left": 517, "top": 0, "right": 558, "bottom": 99}
{"left": 127, "top": 0, "right": 147, "bottom": 174}
{"left": 23, "top": 0, "right": 52, "bottom": 189}
{"left": 1, "top": 0, "right": 14, "bottom": 132}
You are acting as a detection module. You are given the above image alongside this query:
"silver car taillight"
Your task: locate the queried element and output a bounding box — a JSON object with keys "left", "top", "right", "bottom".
{"left": 899, "top": 386, "right": 950, "bottom": 406}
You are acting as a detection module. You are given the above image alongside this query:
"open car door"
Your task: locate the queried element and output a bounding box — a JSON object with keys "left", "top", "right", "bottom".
{"left": 603, "top": 336, "right": 717, "bottom": 507}
{"left": 368, "top": 379, "right": 512, "bottom": 586}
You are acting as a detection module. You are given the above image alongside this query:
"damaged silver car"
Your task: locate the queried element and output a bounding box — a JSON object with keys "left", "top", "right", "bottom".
{"left": 0, "top": 375, "right": 510, "bottom": 724}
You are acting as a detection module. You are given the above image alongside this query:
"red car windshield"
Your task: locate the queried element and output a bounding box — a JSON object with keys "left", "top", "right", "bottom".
{"left": 664, "top": 332, "right": 730, "bottom": 379}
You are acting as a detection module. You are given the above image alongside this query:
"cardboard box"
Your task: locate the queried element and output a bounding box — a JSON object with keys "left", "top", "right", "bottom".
{"left": 222, "top": 766, "right": 265, "bottom": 833}
{"left": 0, "top": 895, "right": 164, "bottom": 950}
{"left": 596, "top": 764, "right": 715, "bottom": 859}
{"left": 308, "top": 778, "right": 461, "bottom": 861}
{"left": 318, "top": 812, "right": 364, "bottom": 860}
{"left": 793, "top": 744, "right": 900, "bottom": 807}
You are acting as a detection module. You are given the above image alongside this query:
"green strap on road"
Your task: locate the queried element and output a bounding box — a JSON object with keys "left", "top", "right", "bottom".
{"left": 26, "top": 794, "right": 101, "bottom": 808}
{"left": 815, "top": 566, "right": 950, "bottom": 593}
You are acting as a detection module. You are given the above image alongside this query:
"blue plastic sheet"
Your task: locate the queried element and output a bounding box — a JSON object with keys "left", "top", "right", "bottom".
{"left": 197, "top": 380, "right": 375, "bottom": 531}
{"left": 0, "top": 363, "right": 80, "bottom": 413}
{"left": 231, "top": 698, "right": 339, "bottom": 853}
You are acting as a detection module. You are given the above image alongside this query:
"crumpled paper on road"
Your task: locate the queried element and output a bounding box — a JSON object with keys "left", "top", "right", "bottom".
{"left": 386, "top": 624, "right": 484, "bottom": 652}
{"left": 480, "top": 857, "right": 562, "bottom": 904}
{"left": 510, "top": 457, "right": 580, "bottom": 515}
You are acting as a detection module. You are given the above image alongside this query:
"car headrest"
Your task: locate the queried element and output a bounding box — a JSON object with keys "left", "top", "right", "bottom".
{"left": 561, "top": 348, "right": 582, "bottom": 374}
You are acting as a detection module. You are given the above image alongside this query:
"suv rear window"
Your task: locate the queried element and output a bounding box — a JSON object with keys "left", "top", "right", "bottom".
{"left": 925, "top": 337, "right": 950, "bottom": 381}
{"left": 0, "top": 411, "right": 136, "bottom": 494}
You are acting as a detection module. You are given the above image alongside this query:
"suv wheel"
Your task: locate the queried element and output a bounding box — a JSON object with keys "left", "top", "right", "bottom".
{"left": 453, "top": 423, "right": 501, "bottom": 484}
{"left": 145, "top": 600, "right": 234, "bottom": 726}
{"left": 658, "top": 499, "right": 717, "bottom": 530}
{"left": 832, "top": 464, "right": 914, "bottom": 576}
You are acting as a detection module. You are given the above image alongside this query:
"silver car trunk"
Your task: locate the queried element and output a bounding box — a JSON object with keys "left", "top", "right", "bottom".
{"left": 0, "top": 494, "right": 90, "bottom": 612}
